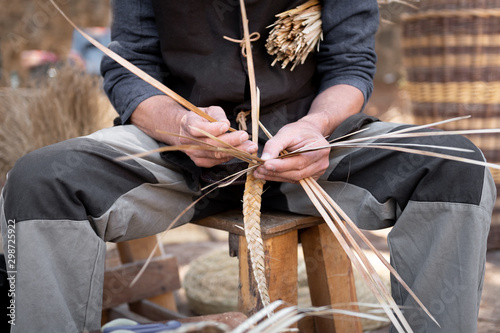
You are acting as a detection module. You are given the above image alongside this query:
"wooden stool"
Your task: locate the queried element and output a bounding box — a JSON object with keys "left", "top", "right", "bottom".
{"left": 193, "top": 210, "right": 362, "bottom": 333}
{"left": 102, "top": 235, "right": 183, "bottom": 324}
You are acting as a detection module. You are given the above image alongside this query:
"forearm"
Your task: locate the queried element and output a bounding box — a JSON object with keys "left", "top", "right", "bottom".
{"left": 130, "top": 95, "right": 189, "bottom": 146}
{"left": 299, "top": 84, "right": 365, "bottom": 137}
{"left": 130, "top": 95, "right": 257, "bottom": 168}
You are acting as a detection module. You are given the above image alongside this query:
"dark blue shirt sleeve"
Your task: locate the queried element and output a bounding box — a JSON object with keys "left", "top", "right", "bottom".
{"left": 101, "top": 0, "right": 167, "bottom": 124}
{"left": 316, "top": 0, "right": 379, "bottom": 104}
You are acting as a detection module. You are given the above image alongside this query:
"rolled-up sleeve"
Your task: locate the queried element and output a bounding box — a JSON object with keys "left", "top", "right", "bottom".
{"left": 316, "top": 0, "right": 379, "bottom": 104}
{"left": 101, "top": 0, "right": 167, "bottom": 124}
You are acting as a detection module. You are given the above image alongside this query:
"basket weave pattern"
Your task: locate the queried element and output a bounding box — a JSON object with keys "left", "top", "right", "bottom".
{"left": 402, "top": 0, "right": 500, "bottom": 161}
{"left": 402, "top": 0, "right": 500, "bottom": 231}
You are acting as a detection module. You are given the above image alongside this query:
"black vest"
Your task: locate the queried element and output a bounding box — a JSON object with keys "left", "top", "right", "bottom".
{"left": 151, "top": 0, "right": 318, "bottom": 139}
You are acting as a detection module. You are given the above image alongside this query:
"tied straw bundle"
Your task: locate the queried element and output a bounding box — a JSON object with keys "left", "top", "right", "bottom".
{"left": 265, "top": 0, "right": 418, "bottom": 70}
{"left": 51, "top": 1, "right": 500, "bottom": 332}
{"left": 266, "top": 0, "right": 322, "bottom": 71}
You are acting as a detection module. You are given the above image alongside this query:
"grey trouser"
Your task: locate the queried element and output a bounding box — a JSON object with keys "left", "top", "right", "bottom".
{"left": 1, "top": 119, "right": 495, "bottom": 332}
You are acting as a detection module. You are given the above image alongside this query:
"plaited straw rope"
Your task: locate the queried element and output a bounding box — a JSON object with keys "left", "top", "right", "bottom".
{"left": 242, "top": 172, "right": 270, "bottom": 308}
{"left": 238, "top": 0, "right": 271, "bottom": 311}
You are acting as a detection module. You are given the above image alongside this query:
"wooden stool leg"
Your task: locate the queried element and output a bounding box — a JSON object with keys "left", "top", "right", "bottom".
{"left": 300, "top": 223, "right": 362, "bottom": 333}
{"left": 116, "top": 235, "right": 178, "bottom": 313}
{"left": 238, "top": 230, "right": 298, "bottom": 315}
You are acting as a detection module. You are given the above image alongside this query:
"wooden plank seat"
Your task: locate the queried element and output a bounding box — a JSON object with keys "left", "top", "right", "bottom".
{"left": 102, "top": 235, "right": 183, "bottom": 324}
{"left": 193, "top": 210, "right": 362, "bottom": 333}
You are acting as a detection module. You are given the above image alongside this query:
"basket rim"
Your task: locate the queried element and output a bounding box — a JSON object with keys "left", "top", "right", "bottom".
{"left": 402, "top": 8, "right": 500, "bottom": 21}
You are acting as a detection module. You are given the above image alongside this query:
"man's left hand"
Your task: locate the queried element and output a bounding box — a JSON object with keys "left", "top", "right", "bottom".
{"left": 253, "top": 120, "right": 330, "bottom": 183}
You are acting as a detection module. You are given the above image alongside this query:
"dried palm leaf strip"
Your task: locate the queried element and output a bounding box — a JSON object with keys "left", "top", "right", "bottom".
{"left": 237, "top": 0, "right": 271, "bottom": 309}
{"left": 48, "top": 0, "right": 236, "bottom": 132}
{"left": 305, "top": 178, "right": 438, "bottom": 326}
{"left": 258, "top": 124, "right": 417, "bottom": 332}
{"left": 298, "top": 178, "right": 412, "bottom": 332}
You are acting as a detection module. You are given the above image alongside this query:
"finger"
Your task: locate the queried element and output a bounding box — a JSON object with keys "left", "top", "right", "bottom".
{"left": 202, "top": 130, "right": 252, "bottom": 149}
{"left": 254, "top": 151, "right": 329, "bottom": 182}
{"left": 183, "top": 133, "right": 256, "bottom": 160}
{"left": 188, "top": 155, "right": 234, "bottom": 168}
{"left": 262, "top": 149, "right": 327, "bottom": 173}
{"left": 233, "top": 140, "right": 258, "bottom": 155}
{"left": 184, "top": 118, "right": 229, "bottom": 138}
{"left": 203, "top": 106, "right": 231, "bottom": 126}
{"left": 254, "top": 161, "right": 326, "bottom": 182}
{"left": 184, "top": 146, "right": 233, "bottom": 161}
{"left": 260, "top": 135, "right": 290, "bottom": 161}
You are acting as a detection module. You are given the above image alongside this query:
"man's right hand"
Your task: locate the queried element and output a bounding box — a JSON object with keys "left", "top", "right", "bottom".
{"left": 130, "top": 95, "right": 257, "bottom": 168}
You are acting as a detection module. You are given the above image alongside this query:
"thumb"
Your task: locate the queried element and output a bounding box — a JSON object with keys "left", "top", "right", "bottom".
{"left": 261, "top": 137, "right": 288, "bottom": 161}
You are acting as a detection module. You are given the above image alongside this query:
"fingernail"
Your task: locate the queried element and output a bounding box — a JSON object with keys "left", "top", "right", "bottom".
{"left": 240, "top": 132, "right": 248, "bottom": 142}
{"left": 261, "top": 153, "right": 271, "bottom": 160}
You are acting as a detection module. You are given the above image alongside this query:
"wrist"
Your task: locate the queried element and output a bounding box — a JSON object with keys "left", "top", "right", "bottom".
{"left": 297, "top": 113, "right": 333, "bottom": 137}
{"left": 131, "top": 95, "right": 188, "bottom": 145}
{"left": 303, "top": 84, "right": 365, "bottom": 137}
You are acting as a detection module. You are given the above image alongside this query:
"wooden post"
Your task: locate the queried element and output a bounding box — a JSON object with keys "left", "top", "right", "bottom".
{"left": 116, "top": 234, "right": 178, "bottom": 312}
{"left": 238, "top": 231, "right": 298, "bottom": 315}
{"left": 300, "top": 223, "right": 362, "bottom": 333}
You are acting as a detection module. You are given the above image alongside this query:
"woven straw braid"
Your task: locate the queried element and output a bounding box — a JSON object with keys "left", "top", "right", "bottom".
{"left": 402, "top": 2, "right": 500, "bottom": 164}
{"left": 415, "top": 0, "right": 500, "bottom": 11}
{"left": 403, "top": 8, "right": 500, "bottom": 21}
{"left": 242, "top": 172, "right": 271, "bottom": 308}
{"left": 405, "top": 81, "right": 500, "bottom": 104}
{"left": 403, "top": 34, "right": 500, "bottom": 49}
{"left": 490, "top": 168, "right": 500, "bottom": 184}
{"left": 403, "top": 53, "right": 500, "bottom": 68}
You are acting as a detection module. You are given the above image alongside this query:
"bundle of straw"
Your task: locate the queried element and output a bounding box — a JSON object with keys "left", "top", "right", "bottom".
{"left": 266, "top": 0, "right": 323, "bottom": 71}
{"left": 0, "top": 64, "right": 114, "bottom": 184}
{"left": 265, "top": 0, "right": 419, "bottom": 71}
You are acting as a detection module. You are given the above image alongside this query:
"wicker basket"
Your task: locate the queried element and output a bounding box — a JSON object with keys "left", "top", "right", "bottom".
{"left": 401, "top": 0, "right": 500, "bottom": 249}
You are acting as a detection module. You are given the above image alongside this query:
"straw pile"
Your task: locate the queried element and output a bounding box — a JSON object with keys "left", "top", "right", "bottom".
{"left": 0, "top": 63, "right": 114, "bottom": 184}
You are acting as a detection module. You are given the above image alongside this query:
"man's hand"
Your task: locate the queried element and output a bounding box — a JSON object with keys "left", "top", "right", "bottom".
{"left": 131, "top": 95, "right": 257, "bottom": 168}
{"left": 177, "top": 106, "right": 257, "bottom": 167}
{"left": 253, "top": 84, "right": 365, "bottom": 183}
{"left": 253, "top": 120, "right": 330, "bottom": 183}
